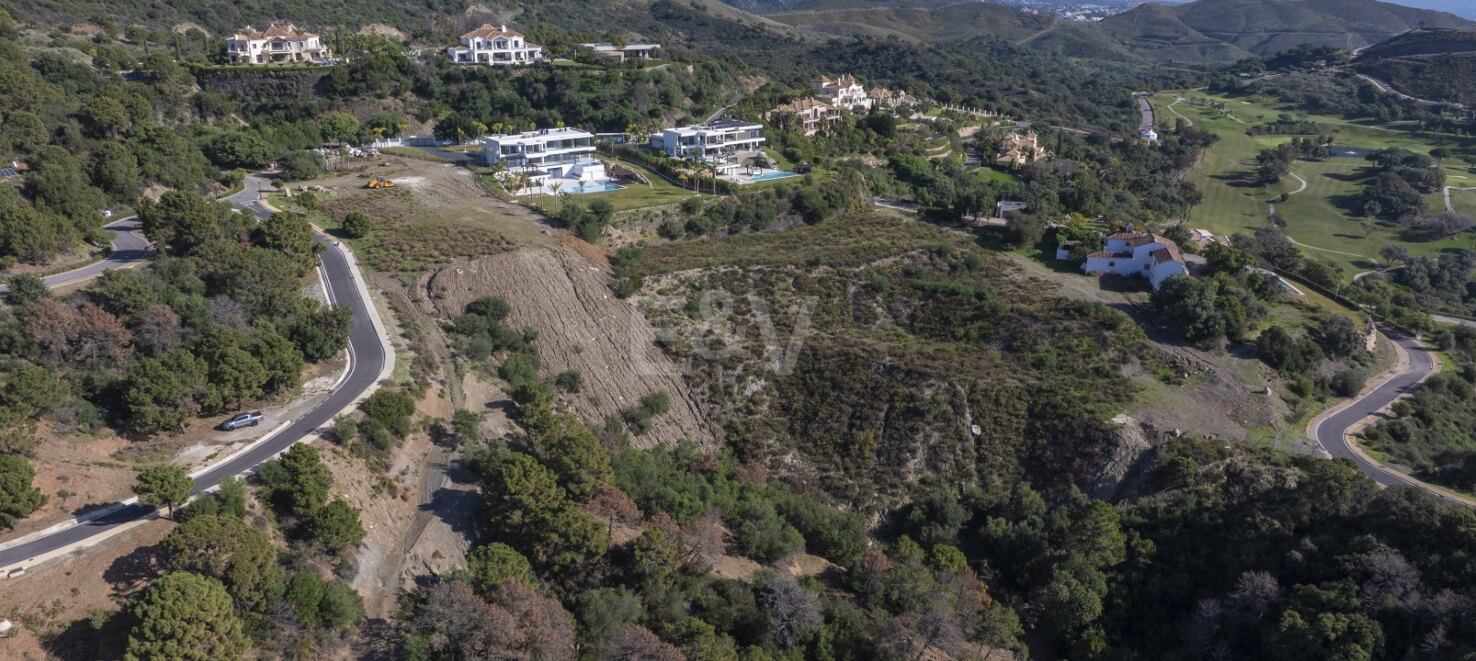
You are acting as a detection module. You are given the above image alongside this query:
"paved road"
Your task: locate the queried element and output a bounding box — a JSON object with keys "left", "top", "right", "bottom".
{"left": 1311, "top": 331, "right": 1435, "bottom": 488}
{"left": 1134, "top": 93, "right": 1155, "bottom": 135}
{"left": 0, "top": 218, "right": 152, "bottom": 295}
{"left": 1311, "top": 326, "right": 1475, "bottom": 507}
{"left": 0, "top": 175, "right": 389, "bottom": 571}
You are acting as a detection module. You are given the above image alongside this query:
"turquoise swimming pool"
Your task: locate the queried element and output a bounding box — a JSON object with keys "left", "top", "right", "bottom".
{"left": 571, "top": 182, "right": 626, "bottom": 193}
{"left": 748, "top": 171, "right": 798, "bottom": 182}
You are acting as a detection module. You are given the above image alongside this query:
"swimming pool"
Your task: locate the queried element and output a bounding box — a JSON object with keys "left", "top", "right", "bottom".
{"left": 570, "top": 182, "right": 626, "bottom": 193}
{"left": 748, "top": 171, "right": 798, "bottom": 182}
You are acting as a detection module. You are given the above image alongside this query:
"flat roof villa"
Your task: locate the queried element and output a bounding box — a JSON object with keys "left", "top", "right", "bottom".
{"left": 448, "top": 24, "right": 543, "bottom": 66}
{"left": 482, "top": 128, "right": 611, "bottom": 196}
{"left": 579, "top": 42, "right": 662, "bottom": 62}
{"left": 649, "top": 119, "right": 766, "bottom": 172}
{"left": 227, "top": 24, "right": 332, "bottom": 65}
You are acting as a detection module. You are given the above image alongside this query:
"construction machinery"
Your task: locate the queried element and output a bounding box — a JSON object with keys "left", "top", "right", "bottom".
{"left": 365, "top": 176, "right": 396, "bottom": 189}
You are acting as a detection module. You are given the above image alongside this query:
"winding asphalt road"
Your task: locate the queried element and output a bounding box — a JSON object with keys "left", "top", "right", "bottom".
{"left": 0, "top": 218, "right": 152, "bottom": 295}
{"left": 0, "top": 175, "right": 389, "bottom": 571}
{"left": 1311, "top": 327, "right": 1475, "bottom": 507}
{"left": 1311, "top": 331, "right": 1434, "bottom": 488}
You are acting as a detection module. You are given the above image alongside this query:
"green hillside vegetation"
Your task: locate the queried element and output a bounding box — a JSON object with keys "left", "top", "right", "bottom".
{"left": 770, "top": 2, "right": 1054, "bottom": 43}
{"left": 1031, "top": 0, "right": 1474, "bottom": 64}
{"left": 1029, "top": 2, "right": 1250, "bottom": 65}
{"left": 1355, "top": 30, "right": 1476, "bottom": 105}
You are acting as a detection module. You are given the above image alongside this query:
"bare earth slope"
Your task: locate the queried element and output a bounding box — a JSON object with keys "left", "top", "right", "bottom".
{"left": 428, "top": 246, "right": 716, "bottom": 449}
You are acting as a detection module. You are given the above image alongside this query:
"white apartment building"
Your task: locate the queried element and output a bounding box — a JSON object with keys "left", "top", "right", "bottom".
{"left": 649, "top": 120, "right": 766, "bottom": 170}
{"left": 482, "top": 128, "right": 602, "bottom": 187}
{"left": 227, "top": 24, "right": 332, "bottom": 65}
{"left": 448, "top": 24, "right": 543, "bottom": 66}
{"left": 814, "top": 75, "right": 873, "bottom": 112}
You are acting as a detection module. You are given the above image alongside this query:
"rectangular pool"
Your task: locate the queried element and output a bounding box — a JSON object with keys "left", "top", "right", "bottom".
{"left": 570, "top": 182, "right": 626, "bottom": 193}
{"left": 748, "top": 171, "right": 799, "bottom": 182}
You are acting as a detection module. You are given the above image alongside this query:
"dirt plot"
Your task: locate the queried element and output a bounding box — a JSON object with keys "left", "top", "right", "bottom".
{"left": 0, "top": 521, "right": 172, "bottom": 655}
{"left": 312, "top": 158, "right": 554, "bottom": 272}
{"left": 429, "top": 247, "right": 716, "bottom": 448}
{"left": 3, "top": 356, "right": 344, "bottom": 541}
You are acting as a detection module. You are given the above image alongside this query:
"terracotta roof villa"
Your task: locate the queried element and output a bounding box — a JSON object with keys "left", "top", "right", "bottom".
{"left": 227, "top": 24, "right": 332, "bottom": 65}
{"left": 1082, "top": 230, "right": 1187, "bottom": 289}
{"left": 448, "top": 24, "right": 543, "bottom": 66}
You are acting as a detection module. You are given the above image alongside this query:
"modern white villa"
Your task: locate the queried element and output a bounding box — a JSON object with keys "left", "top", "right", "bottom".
{"left": 483, "top": 128, "right": 610, "bottom": 195}
{"left": 814, "top": 75, "right": 873, "bottom": 112}
{"left": 226, "top": 24, "right": 332, "bottom": 65}
{"left": 448, "top": 25, "right": 543, "bottom": 66}
{"left": 579, "top": 42, "right": 662, "bottom": 62}
{"left": 1082, "top": 231, "right": 1188, "bottom": 289}
{"left": 649, "top": 120, "right": 767, "bottom": 174}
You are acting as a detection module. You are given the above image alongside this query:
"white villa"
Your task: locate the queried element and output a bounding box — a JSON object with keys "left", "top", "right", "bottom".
{"left": 1082, "top": 231, "right": 1188, "bottom": 289}
{"left": 227, "top": 24, "right": 332, "bottom": 65}
{"left": 579, "top": 42, "right": 662, "bottom": 62}
{"left": 448, "top": 24, "right": 543, "bottom": 66}
{"left": 814, "top": 75, "right": 873, "bottom": 112}
{"left": 482, "top": 128, "right": 605, "bottom": 194}
{"left": 649, "top": 119, "right": 766, "bottom": 174}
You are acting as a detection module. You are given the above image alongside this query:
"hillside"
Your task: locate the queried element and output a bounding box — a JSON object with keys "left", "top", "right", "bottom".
{"left": 1354, "top": 29, "right": 1476, "bottom": 105}
{"left": 1030, "top": 0, "right": 1475, "bottom": 65}
{"left": 718, "top": 0, "right": 956, "bottom": 13}
{"left": 11, "top": 0, "right": 801, "bottom": 47}
{"left": 1028, "top": 2, "right": 1248, "bottom": 64}
{"left": 769, "top": 2, "right": 1055, "bottom": 43}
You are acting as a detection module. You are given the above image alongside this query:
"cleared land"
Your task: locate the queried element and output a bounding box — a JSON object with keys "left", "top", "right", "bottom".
{"left": 1156, "top": 91, "right": 1476, "bottom": 272}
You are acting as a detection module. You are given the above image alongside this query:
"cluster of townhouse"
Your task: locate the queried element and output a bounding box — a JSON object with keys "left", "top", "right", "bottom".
{"left": 765, "top": 74, "right": 920, "bottom": 137}
{"left": 995, "top": 131, "right": 1050, "bottom": 169}
{"left": 227, "top": 24, "right": 333, "bottom": 65}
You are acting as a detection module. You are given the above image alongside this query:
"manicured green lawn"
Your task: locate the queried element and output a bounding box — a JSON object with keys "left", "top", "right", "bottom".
{"left": 1453, "top": 188, "right": 1476, "bottom": 217}
{"left": 522, "top": 156, "right": 698, "bottom": 212}
{"left": 976, "top": 166, "right": 1019, "bottom": 184}
{"left": 1156, "top": 91, "right": 1476, "bottom": 274}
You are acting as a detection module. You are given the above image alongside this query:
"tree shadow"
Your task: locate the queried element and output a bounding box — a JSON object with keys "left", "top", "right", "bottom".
{"left": 1324, "top": 167, "right": 1376, "bottom": 182}
{"left": 1210, "top": 170, "right": 1267, "bottom": 189}
{"left": 102, "top": 543, "right": 168, "bottom": 600}
{"left": 43, "top": 610, "right": 128, "bottom": 661}
{"left": 421, "top": 461, "right": 481, "bottom": 542}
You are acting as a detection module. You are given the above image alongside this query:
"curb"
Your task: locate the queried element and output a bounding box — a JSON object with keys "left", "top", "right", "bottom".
{"left": 0, "top": 184, "right": 397, "bottom": 575}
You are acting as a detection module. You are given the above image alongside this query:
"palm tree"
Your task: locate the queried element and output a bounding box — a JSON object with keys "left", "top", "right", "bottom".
{"left": 549, "top": 181, "right": 563, "bottom": 198}
{"left": 678, "top": 173, "right": 690, "bottom": 196}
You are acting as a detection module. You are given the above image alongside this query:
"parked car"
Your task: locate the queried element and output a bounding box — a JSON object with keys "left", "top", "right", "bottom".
{"left": 220, "top": 411, "right": 264, "bottom": 431}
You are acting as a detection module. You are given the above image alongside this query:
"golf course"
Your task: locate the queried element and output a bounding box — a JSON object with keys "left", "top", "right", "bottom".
{"left": 1154, "top": 91, "right": 1476, "bottom": 274}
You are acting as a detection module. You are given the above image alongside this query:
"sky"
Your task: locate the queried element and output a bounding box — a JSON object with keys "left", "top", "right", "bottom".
{"left": 1388, "top": 0, "right": 1476, "bottom": 19}
{"left": 1137, "top": 0, "right": 1476, "bottom": 19}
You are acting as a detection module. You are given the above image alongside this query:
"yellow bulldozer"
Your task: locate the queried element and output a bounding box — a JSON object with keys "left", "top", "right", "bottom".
{"left": 365, "top": 177, "right": 396, "bottom": 189}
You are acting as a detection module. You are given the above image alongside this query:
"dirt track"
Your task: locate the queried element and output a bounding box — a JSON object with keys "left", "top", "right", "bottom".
{"left": 429, "top": 247, "right": 716, "bottom": 448}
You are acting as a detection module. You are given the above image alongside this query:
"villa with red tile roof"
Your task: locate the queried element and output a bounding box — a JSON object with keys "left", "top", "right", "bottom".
{"left": 1082, "top": 231, "right": 1187, "bottom": 289}
{"left": 227, "top": 24, "right": 332, "bottom": 65}
{"left": 766, "top": 97, "right": 840, "bottom": 136}
{"left": 447, "top": 24, "right": 543, "bottom": 66}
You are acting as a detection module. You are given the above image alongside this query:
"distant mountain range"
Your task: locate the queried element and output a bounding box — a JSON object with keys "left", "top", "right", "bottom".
{"left": 1026, "top": 0, "right": 1475, "bottom": 64}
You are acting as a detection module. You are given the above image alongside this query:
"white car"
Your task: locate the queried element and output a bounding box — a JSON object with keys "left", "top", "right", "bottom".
{"left": 220, "top": 411, "right": 264, "bottom": 431}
